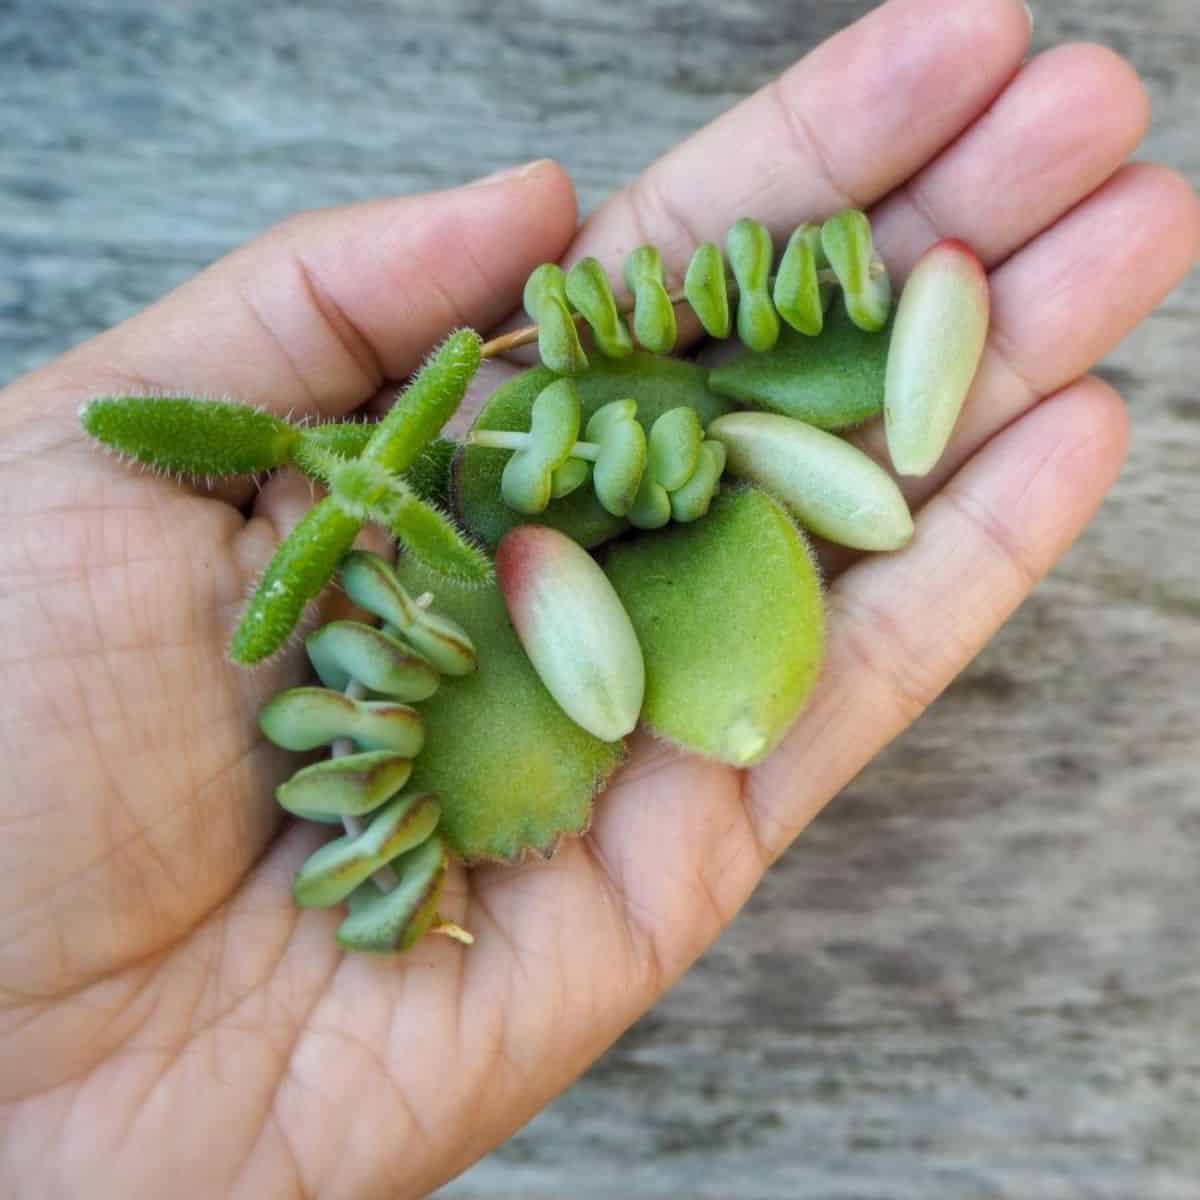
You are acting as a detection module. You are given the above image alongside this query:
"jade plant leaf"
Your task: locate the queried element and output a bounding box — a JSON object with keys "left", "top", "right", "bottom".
{"left": 605, "top": 486, "right": 825, "bottom": 766}
{"left": 707, "top": 298, "right": 891, "bottom": 431}
{"left": 393, "top": 557, "right": 625, "bottom": 863}
{"left": 453, "top": 353, "right": 733, "bottom": 549}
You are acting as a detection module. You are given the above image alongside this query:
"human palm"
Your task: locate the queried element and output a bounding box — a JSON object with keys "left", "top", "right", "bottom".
{"left": 1, "top": 2, "right": 1197, "bottom": 1196}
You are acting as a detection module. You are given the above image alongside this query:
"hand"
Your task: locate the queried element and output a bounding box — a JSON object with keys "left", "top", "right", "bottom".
{"left": 1, "top": 1, "right": 1196, "bottom": 1195}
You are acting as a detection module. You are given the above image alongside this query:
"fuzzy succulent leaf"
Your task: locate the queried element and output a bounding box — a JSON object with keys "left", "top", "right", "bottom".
{"left": 454, "top": 355, "right": 733, "bottom": 549}
{"left": 362, "top": 329, "right": 481, "bottom": 474}
{"left": 230, "top": 497, "right": 362, "bottom": 665}
{"left": 394, "top": 557, "right": 625, "bottom": 863}
{"left": 605, "top": 486, "right": 825, "bottom": 766}
{"left": 380, "top": 493, "right": 493, "bottom": 586}
{"left": 293, "top": 421, "right": 375, "bottom": 475}
{"left": 707, "top": 298, "right": 891, "bottom": 431}
{"left": 337, "top": 835, "right": 448, "bottom": 953}
{"left": 80, "top": 395, "right": 299, "bottom": 477}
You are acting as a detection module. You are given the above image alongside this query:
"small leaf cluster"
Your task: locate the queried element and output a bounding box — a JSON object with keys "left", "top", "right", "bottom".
{"left": 258, "top": 551, "right": 477, "bottom": 954}
{"left": 523, "top": 208, "right": 891, "bottom": 374}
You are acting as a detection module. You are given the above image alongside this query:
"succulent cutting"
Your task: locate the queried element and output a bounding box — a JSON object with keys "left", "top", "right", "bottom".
{"left": 78, "top": 210, "right": 991, "bottom": 954}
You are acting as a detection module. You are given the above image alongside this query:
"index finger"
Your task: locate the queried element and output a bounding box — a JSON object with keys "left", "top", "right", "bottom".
{"left": 567, "top": 0, "right": 1032, "bottom": 282}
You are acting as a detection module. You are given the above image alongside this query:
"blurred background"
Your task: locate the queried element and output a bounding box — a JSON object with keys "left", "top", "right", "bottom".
{"left": 2, "top": 1, "right": 1196, "bottom": 1196}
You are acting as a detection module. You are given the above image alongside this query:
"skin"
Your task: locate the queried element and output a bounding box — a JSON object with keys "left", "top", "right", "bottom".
{"left": 0, "top": 0, "right": 1197, "bottom": 1194}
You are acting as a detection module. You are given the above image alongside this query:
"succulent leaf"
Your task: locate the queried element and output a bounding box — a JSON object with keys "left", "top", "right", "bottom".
{"left": 647, "top": 407, "right": 703, "bottom": 492}
{"left": 668, "top": 440, "right": 726, "bottom": 523}
{"left": 454, "top": 356, "right": 732, "bottom": 549}
{"left": 276, "top": 750, "right": 414, "bottom": 818}
{"left": 820, "top": 209, "right": 892, "bottom": 332}
{"left": 230, "top": 497, "right": 362, "bottom": 665}
{"left": 337, "top": 835, "right": 449, "bottom": 953}
{"left": 497, "top": 526, "right": 645, "bottom": 742}
{"left": 306, "top": 621, "right": 440, "bottom": 700}
{"left": 293, "top": 792, "right": 441, "bottom": 908}
{"left": 884, "top": 239, "right": 990, "bottom": 477}
{"left": 684, "top": 241, "right": 732, "bottom": 339}
{"left": 258, "top": 687, "right": 424, "bottom": 755}
{"left": 727, "top": 218, "right": 780, "bottom": 352}
{"left": 524, "top": 263, "right": 589, "bottom": 375}
{"left": 362, "top": 329, "right": 482, "bottom": 474}
{"left": 79, "top": 395, "right": 299, "bottom": 477}
{"left": 773, "top": 223, "right": 830, "bottom": 336}
{"left": 708, "top": 412, "right": 913, "bottom": 551}
{"left": 585, "top": 400, "right": 647, "bottom": 518}
{"left": 605, "top": 486, "right": 825, "bottom": 765}
{"left": 500, "top": 379, "right": 581, "bottom": 515}
{"left": 707, "top": 298, "right": 890, "bottom": 431}
{"left": 394, "top": 557, "right": 625, "bottom": 862}
{"left": 565, "top": 257, "right": 634, "bottom": 359}
{"left": 378, "top": 492, "right": 493, "bottom": 586}
{"left": 339, "top": 550, "right": 478, "bottom": 676}
{"left": 623, "top": 245, "right": 677, "bottom": 354}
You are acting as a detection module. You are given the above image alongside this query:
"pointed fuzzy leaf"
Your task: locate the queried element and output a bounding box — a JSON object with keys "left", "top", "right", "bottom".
{"left": 306, "top": 620, "right": 440, "bottom": 700}
{"left": 362, "top": 329, "right": 481, "bottom": 474}
{"left": 337, "top": 835, "right": 448, "bottom": 953}
{"left": 884, "top": 239, "right": 991, "bottom": 477}
{"left": 708, "top": 412, "right": 913, "bottom": 551}
{"left": 454, "top": 355, "right": 733, "bottom": 549}
{"left": 230, "top": 496, "right": 362, "bottom": 665}
{"left": 394, "top": 557, "right": 625, "bottom": 863}
{"left": 497, "top": 526, "right": 644, "bottom": 742}
{"left": 380, "top": 493, "right": 493, "bottom": 586}
{"left": 293, "top": 792, "right": 441, "bottom": 908}
{"left": 605, "top": 486, "right": 825, "bottom": 766}
{"left": 292, "top": 421, "right": 375, "bottom": 474}
{"left": 80, "top": 395, "right": 299, "bottom": 476}
{"left": 276, "top": 751, "right": 414, "bottom": 818}
{"left": 708, "top": 298, "right": 891, "bottom": 431}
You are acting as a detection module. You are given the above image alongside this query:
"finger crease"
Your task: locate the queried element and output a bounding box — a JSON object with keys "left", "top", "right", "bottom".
{"left": 769, "top": 77, "right": 862, "bottom": 212}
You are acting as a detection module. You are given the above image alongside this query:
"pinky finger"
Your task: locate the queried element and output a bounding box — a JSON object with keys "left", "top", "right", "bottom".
{"left": 747, "top": 374, "right": 1131, "bottom": 858}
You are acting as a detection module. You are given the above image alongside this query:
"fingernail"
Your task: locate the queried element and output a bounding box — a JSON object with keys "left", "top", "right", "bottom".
{"left": 467, "top": 159, "right": 553, "bottom": 188}
{"left": 1023, "top": 2, "right": 1034, "bottom": 32}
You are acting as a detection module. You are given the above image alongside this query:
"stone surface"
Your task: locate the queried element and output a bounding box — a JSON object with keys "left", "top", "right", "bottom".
{"left": 2, "top": 1, "right": 1196, "bottom": 1196}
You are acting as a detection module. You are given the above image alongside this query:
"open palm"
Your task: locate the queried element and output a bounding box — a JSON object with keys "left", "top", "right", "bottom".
{"left": 2, "top": 2, "right": 1197, "bottom": 1195}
